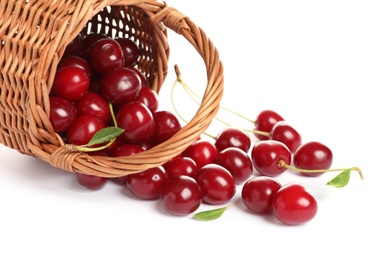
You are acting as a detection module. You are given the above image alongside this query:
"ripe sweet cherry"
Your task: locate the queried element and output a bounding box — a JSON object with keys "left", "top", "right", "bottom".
{"left": 241, "top": 176, "right": 282, "bottom": 214}
{"left": 195, "top": 163, "right": 236, "bottom": 205}
{"left": 161, "top": 175, "right": 202, "bottom": 216}
{"left": 272, "top": 182, "right": 318, "bottom": 225}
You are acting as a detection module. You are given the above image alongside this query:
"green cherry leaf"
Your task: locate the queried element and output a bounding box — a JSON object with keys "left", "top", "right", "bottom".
{"left": 194, "top": 206, "right": 230, "bottom": 221}
{"left": 86, "top": 127, "right": 124, "bottom": 146}
{"left": 326, "top": 168, "right": 352, "bottom": 188}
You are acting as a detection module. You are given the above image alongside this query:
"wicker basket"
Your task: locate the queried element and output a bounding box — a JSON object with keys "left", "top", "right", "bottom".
{"left": 0, "top": 0, "right": 223, "bottom": 178}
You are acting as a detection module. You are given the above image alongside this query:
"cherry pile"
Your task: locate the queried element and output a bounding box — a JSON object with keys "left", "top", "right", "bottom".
{"left": 48, "top": 32, "right": 363, "bottom": 226}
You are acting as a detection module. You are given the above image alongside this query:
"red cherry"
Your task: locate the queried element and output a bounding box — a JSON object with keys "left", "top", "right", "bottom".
{"left": 214, "top": 127, "right": 251, "bottom": 153}
{"left": 57, "top": 55, "right": 92, "bottom": 79}
{"left": 115, "top": 37, "right": 140, "bottom": 67}
{"left": 272, "top": 182, "right": 318, "bottom": 225}
{"left": 293, "top": 141, "right": 333, "bottom": 177}
{"left": 63, "top": 34, "right": 83, "bottom": 57}
{"left": 161, "top": 175, "right": 202, "bottom": 216}
{"left": 127, "top": 166, "right": 168, "bottom": 200}
{"left": 182, "top": 139, "right": 218, "bottom": 169}
{"left": 75, "top": 92, "right": 111, "bottom": 124}
{"left": 90, "top": 38, "right": 124, "bottom": 74}
{"left": 110, "top": 143, "right": 144, "bottom": 183}
{"left": 163, "top": 156, "right": 198, "bottom": 179}
{"left": 241, "top": 176, "right": 282, "bottom": 214}
{"left": 135, "top": 86, "right": 159, "bottom": 114}
{"left": 251, "top": 140, "right": 292, "bottom": 177}
{"left": 116, "top": 101, "right": 154, "bottom": 143}
{"left": 49, "top": 96, "right": 77, "bottom": 133}
{"left": 195, "top": 163, "right": 236, "bottom": 205}
{"left": 215, "top": 147, "right": 253, "bottom": 184}
{"left": 254, "top": 110, "right": 284, "bottom": 140}
{"left": 51, "top": 66, "right": 90, "bottom": 102}
{"left": 66, "top": 114, "right": 105, "bottom": 145}
{"left": 270, "top": 121, "right": 302, "bottom": 153}
{"left": 75, "top": 172, "right": 108, "bottom": 190}
{"left": 100, "top": 67, "right": 142, "bottom": 106}
{"left": 151, "top": 110, "right": 181, "bottom": 145}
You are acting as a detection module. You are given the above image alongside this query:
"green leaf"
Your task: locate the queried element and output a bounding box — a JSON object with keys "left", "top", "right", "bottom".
{"left": 86, "top": 127, "right": 124, "bottom": 146}
{"left": 194, "top": 206, "right": 230, "bottom": 221}
{"left": 326, "top": 168, "right": 352, "bottom": 188}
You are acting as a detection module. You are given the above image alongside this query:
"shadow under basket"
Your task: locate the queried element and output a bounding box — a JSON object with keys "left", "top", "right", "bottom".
{"left": 0, "top": 0, "right": 224, "bottom": 178}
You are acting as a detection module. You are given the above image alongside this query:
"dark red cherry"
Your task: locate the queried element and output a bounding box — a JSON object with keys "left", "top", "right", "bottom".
{"left": 151, "top": 110, "right": 181, "bottom": 145}
{"left": 63, "top": 34, "right": 83, "bottom": 57}
{"left": 116, "top": 101, "right": 154, "bottom": 143}
{"left": 49, "top": 96, "right": 77, "bottom": 133}
{"left": 214, "top": 127, "right": 251, "bottom": 153}
{"left": 254, "top": 110, "right": 284, "bottom": 140}
{"left": 182, "top": 139, "right": 218, "bottom": 169}
{"left": 127, "top": 166, "right": 168, "bottom": 200}
{"left": 75, "top": 92, "right": 111, "bottom": 124}
{"left": 90, "top": 38, "right": 124, "bottom": 74}
{"left": 272, "top": 182, "right": 318, "bottom": 225}
{"left": 163, "top": 156, "right": 197, "bottom": 179}
{"left": 51, "top": 66, "right": 90, "bottom": 102}
{"left": 75, "top": 172, "right": 108, "bottom": 190}
{"left": 251, "top": 140, "right": 291, "bottom": 177}
{"left": 115, "top": 37, "right": 140, "bottom": 66}
{"left": 57, "top": 55, "right": 92, "bottom": 79}
{"left": 241, "top": 176, "right": 282, "bottom": 214}
{"left": 161, "top": 175, "right": 202, "bottom": 216}
{"left": 270, "top": 121, "right": 302, "bottom": 154}
{"left": 195, "top": 163, "right": 236, "bottom": 205}
{"left": 135, "top": 86, "right": 159, "bottom": 114}
{"left": 100, "top": 67, "right": 142, "bottom": 106}
{"left": 66, "top": 114, "right": 105, "bottom": 145}
{"left": 215, "top": 147, "right": 253, "bottom": 184}
{"left": 293, "top": 141, "right": 333, "bottom": 177}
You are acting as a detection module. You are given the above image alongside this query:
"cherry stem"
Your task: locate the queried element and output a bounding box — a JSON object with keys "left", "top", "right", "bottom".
{"left": 173, "top": 65, "right": 270, "bottom": 138}
{"left": 73, "top": 103, "right": 120, "bottom": 153}
{"left": 278, "top": 160, "right": 364, "bottom": 180}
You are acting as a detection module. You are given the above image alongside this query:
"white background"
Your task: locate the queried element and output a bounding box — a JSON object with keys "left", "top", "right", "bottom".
{"left": 1, "top": 0, "right": 389, "bottom": 259}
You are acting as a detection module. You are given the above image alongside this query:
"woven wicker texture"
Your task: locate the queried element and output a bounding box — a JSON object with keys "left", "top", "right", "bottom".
{"left": 0, "top": 0, "right": 223, "bottom": 177}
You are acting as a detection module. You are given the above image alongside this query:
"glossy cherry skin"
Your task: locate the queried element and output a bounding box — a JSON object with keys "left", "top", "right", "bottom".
{"left": 135, "top": 86, "right": 159, "bottom": 114}
{"left": 49, "top": 96, "right": 77, "bottom": 133}
{"left": 182, "top": 139, "right": 218, "bottom": 169}
{"left": 251, "top": 140, "right": 291, "bottom": 177}
{"left": 151, "top": 110, "right": 181, "bottom": 145}
{"left": 115, "top": 37, "right": 140, "bottom": 66}
{"left": 161, "top": 175, "right": 202, "bottom": 216}
{"left": 241, "top": 176, "right": 281, "bottom": 214}
{"left": 215, "top": 147, "right": 253, "bottom": 184}
{"left": 293, "top": 141, "right": 333, "bottom": 177}
{"left": 75, "top": 172, "right": 108, "bottom": 190}
{"left": 110, "top": 143, "right": 144, "bottom": 183}
{"left": 100, "top": 67, "right": 142, "bottom": 106}
{"left": 89, "top": 38, "right": 124, "bottom": 74}
{"left": 270, "top": 121, "right": 302, "bottom": 154}
{"left": 66, "top": 114, "right": 105, "bottom": 145}
{"left": 272, "top": 182, "right": 318, "bottom": 225}
{"left": 116, "top": 101, "right": 154, "bottom": 143}
{"left": 127, "top": 166, "right": 168, "bottom": 200}
{"left": 195, "top": 163, "right": 236, "bottom": 205}
{"left": 254, "top": 110, "right": 284, "bottom": 140}
{"left": 57, "top": 55, "right": 92, "bottom": 79}
{"left": 75, "top": 92, "right": 111, "bottom": 124}
{"left": 163, "top": 156, "right": 197, "bottom": 179}
{"left": 214, "top": 127, "right": 251, "bottom": 153}
{"left": 51, "top": 66, "right": 90, "bottom": 102}
{"left": 81, "top": 33, "right": 108, "bottom": 61}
